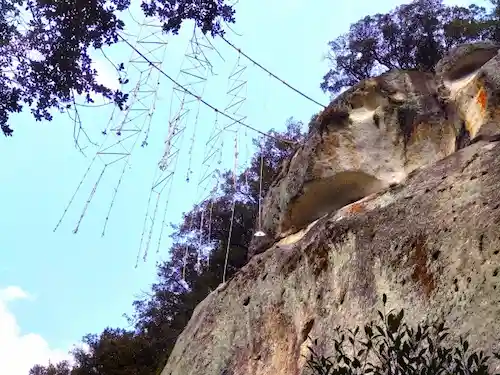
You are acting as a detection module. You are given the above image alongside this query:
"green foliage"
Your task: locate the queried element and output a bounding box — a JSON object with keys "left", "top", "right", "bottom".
{"left": 0, "top": 0, "right": 131, "bottom": 136}
{"left": 0, "top": 0, "right": 236, "bottom": 137}
{"left": 29, "top": 361, "right": 72, "bottom": 375}
{"left": 28, "top": 119, "right": 305, "bottom": 375}
{"left": 321, "top": 0, "right": 500, "bottom": 95}
{"left": 141, "top": 0, "right": 236, "bottom": 37}
{"left": 306, "top": 294, "right": 500, "bottom": 375}
{"left": 129, "top": 118, "right": 304, "bottom": 371}
{"left": 70, "top": 329, "right": 157, "bottom": 375}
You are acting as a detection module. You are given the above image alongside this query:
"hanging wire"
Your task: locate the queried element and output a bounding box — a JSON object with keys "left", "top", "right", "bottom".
{"left": 254, "top": 139, "right": 266, "bottom": 237}
{"left": 141, "top": 25, "right": 215, "bottom": 261}
{"left": 69, "top": 90, "right": 98, "bottom": 155}
{"left": 155, "top": 174, "right": 176, "bottom": 255}
{"left": 140, "top": 49, "right": 191, "bottom": 261}
{"left": 182, "top": 215, "right": 194, "bottom": 282}
{"left": 199, "top": 179, "right": 219, "bottom": 268}
{"left": 253, "top": 72, "right": 270, "bottom": 237}
{"left": 222, "top": 131, "right": 239, "bottom": 284}
{"left": 185, "top": 103, "right": 202, "bottom": 183}
{"left": 101, "top": 158, "right": 129, "bottom": 237}
{"left": 207, "top": 197, "right": 214, "bottom": 269}
{"left": 221, "top": 36, "right": 326, "bottom": 109}
{"left": 197, "top": 208, "right": 205, "bottom": 272}
{"left": 144, "top": 190, "right": 163, "bottom": 262}
{"left": 73, "top": 74, "right": 150, "bottom": 235}
{"left": 118, "top": 34, "right": 298, "bottom": 145}
{"left": 54, "top": 17, "right": 165, "bottom": 242}
{"left": 138, "top": 167, "right": 160, "bottom": 266}
{"left": 223, "top": 199, "right": 236, "bottom": 284}
{"left": 102, "top": 64, "right": 164, "bottom": 239}
{"left": 141, "top": 75, "right": 163, "bottom": 148}
{"left": 73, "top": 167, "right": 106, "bottom": 234}
{"left": 244, "top": 129, "right": 250, "bottom": 192}
{"left": 54, "top": 98, "right": 125, "bottom": 234}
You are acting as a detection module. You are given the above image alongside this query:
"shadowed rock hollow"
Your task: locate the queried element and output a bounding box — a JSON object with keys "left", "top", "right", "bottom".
{"left": 249, "top": 42, "right": 500, "bottom": 258}
{"left": 161, "top": 43, "right": 500, "bottom": 375}
{"left": 163, "top": 140, "right": 500, "bottom": 375}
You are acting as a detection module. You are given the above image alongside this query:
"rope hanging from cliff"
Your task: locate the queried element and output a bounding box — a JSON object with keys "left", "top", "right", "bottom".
{"left": 254, "top": 139, "right": 266, "bottom": 237}
{"left": 254, "top": 75, "right": 268, "bottom": 238}
{"left": 197, "top": 208, "right": 205, "bottom": 272}
{"left": 207, "top": 197, "right": 214, "bottom": 269}
{"left": 222, "top": 132, "right": 238, "bottom": 284}
{"left": 182, "top": 215, "right": 194, "bottom": 282}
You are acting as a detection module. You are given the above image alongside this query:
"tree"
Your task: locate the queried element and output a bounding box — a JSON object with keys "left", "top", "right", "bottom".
{"left": 0, "top": 0, "right": 236, "bottom": 137}
{"left": 321, "top": 0, "right": 500, "bottom": 95}
{"left": 141, "top": 0, "right": 236, "bottom": 37}
{"left": 129, "top": 118, "right": 305, "bottom": 370}
{"left": 70, "top": 329, "right": 158, "bottom": 375}
{"left": 0, "top": 0, "right": 130, "bottom": 137}
{"left": 29, "top": 361, "right": 72, "bottom": 375}
{"left": 29, "top": 119, "right": 305, "bottom": 375}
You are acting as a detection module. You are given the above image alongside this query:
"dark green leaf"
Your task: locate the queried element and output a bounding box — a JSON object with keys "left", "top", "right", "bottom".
{"left": 365, "top": 325, "right": 373, "bottom": 338}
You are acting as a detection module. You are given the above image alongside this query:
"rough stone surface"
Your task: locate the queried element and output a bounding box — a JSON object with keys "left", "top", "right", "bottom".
{"left": 161, "top": 43, "right": 500, "bottom": 375}
{"left": 161, "top": 139, "right": 500, "bottom": 375}
{"left": 434, "top": 42, "right": 499, "bottom": 80}
{"left": 249, "top": 43, "right": 500, "bottom": 259}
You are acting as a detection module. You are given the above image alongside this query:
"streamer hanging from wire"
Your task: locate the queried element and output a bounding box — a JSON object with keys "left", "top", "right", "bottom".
{"left": 118, "top": 34, "right": 299, "bottom": 145}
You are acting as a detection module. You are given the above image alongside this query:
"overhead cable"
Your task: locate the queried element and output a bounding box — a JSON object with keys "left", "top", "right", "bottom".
{"left": 221, "top": 36, "right": 327, "bottom": 109}
{"left": 118, "top": 33, "right": 299, "bottom": 145}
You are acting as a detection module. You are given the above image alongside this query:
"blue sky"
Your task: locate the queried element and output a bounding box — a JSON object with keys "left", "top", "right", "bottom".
{"left": 0, "top": 0, "right": 487, "bottom": 373}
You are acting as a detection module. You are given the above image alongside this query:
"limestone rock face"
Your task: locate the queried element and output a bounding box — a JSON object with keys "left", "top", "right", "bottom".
{"left": 249, "top": 43, "right": 500, "bottom": 258}
{"left": 161, "top": 139, "right": 500, "bottom": 375}
{"left": 437, "top": 42, "right": 500, "bottom": 140}
{"left": 161, "top": 43, "right": 500, "bottom": 375}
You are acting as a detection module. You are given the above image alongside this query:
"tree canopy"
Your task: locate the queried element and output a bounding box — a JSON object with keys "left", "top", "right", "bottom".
{"left": 141, "top": 0, "right": 236, "bottom": 36}
{"left": 20, "top": 0, "right": 500, "bottom": 374}
{"left": 0, "top": 0, "right": 236, "bottom": 137}
{"left": 321, "top": 0, "right": 500, "bottom": 95}
{"left": 29, "top": 118, "right": 305, "bottom": 375}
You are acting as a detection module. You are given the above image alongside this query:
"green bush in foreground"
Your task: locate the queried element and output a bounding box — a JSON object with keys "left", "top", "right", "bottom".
{"left": 306, "top": 294, "right": 500, "bottom": 375}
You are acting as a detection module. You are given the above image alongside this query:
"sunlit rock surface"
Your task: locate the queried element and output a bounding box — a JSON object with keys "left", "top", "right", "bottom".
{"left": 249, "top": 42, "right": 500, "bottom": 258}
{"left": 161, "top": 43, "right": 500, "bottom": 375}
{"left": 162, "top": 139, "right": 500, "bottom": 375}
{"left": 436, "top": 42, "right": 500, "bottom": 141}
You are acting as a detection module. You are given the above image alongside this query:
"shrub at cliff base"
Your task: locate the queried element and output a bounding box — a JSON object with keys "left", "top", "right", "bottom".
{"left": 306, "top": 295, "right": 500, "bottom": 375}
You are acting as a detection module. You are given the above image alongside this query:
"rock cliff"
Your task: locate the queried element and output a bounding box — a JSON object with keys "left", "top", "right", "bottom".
{"left": 161, "top": 43, "right": 500, "bottom": 375}
{"left": 249, "top": 42, "right": 500, "bottom": 257}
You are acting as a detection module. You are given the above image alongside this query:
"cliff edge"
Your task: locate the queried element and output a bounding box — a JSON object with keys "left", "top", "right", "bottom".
{"left": 161, "top": 43, "right": 500, "bottom": 375}
{"left": 249, "top": 42, "right": 500, "bottom": 258}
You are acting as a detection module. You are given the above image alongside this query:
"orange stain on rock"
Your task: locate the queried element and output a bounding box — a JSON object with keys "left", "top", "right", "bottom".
{"left": 477, "top": 87, "right": 487, "bottom": 111}
{"left": 346, "top": 201, "right": 364, "bottom": 214}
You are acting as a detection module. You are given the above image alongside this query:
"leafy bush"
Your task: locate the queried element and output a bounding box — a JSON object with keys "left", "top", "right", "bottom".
{"left": 306, "top": 294, "right": 500, "bottom": 375}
